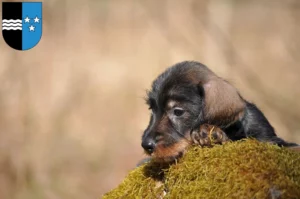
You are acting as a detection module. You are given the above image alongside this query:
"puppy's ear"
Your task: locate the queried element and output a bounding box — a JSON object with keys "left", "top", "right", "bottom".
{"left": 199, "top": 78, "right": 245, "bottom": 125}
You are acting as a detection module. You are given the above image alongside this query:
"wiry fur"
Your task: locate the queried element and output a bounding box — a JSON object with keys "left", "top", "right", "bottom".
{"left": 142, "top": 61, "right": 297, "bottom": 162}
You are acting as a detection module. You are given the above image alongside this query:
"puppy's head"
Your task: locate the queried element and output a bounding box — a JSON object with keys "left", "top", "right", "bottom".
{"left": 142, "top": 61, "right": 245, "bottom": 162}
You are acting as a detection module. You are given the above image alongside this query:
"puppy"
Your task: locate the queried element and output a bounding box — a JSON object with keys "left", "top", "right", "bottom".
{"left": 141, "top": 61, "right": 297, "bottom": 162}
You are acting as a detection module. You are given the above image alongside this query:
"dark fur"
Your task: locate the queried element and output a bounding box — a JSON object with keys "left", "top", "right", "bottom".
{"left": 142, "top": 61, "right": 297, "bottom": 162}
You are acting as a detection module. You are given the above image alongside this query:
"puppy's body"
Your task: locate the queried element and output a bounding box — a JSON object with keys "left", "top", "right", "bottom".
{"left": 225, "top": 102, "right": 294, "bottom": 146}
{"left": 142, "top": 61, "right": 297, "bottom": 162}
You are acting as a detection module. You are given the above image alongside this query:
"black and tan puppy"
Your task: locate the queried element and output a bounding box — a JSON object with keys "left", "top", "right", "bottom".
{"left": 141, "top": 61, "right": 297, "bottom": 162}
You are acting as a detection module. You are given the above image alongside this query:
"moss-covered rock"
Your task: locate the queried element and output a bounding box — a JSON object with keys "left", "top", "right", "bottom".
{"left": 103, "top": 139, "right": 300, "bottom": 199}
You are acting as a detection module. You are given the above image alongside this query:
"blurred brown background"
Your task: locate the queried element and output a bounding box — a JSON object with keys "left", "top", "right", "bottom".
{"left": 0, "top": 0, "right": 299, "bottom": 198}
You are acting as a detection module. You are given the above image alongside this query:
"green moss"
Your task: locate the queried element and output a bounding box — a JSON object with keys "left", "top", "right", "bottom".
{"left": 103, "top": 139, "right": 300, "bottom": 199}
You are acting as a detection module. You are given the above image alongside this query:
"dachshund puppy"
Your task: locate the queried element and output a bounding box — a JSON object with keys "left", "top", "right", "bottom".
{"left": 141, "top": 61, "right": 297, "bottom": 162}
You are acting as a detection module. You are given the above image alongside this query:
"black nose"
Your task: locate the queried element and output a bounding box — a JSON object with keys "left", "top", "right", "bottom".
{"left": 141, "top": 139, "right": 156, "bottom": 154}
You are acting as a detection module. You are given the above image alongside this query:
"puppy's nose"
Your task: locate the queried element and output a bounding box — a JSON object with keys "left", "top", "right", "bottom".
{"left": 141, "top": 139, "right": 156, "bottom": 154}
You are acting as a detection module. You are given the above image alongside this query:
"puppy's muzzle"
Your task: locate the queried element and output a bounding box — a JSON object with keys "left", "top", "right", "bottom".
{"left": 141, "top": 138, "right": 156, "bottom": 154}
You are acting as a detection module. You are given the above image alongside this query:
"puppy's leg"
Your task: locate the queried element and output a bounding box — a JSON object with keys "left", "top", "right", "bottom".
{"left": 191, "top": 124, "right": 230, "bottom": 147}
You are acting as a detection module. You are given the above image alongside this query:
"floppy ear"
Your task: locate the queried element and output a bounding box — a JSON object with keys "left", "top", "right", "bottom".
{"left": 200, "top": 78, "right": 245, "bottom": 125}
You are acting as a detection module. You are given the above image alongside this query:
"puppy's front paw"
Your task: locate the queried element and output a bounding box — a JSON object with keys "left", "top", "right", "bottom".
{"left": 191, "top": 124, "right": 230, "bottom": 147}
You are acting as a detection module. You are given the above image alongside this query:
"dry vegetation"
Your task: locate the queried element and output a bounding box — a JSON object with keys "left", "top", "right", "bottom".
{"left": 0, "top": 0, "right": 299, "bottom": 198}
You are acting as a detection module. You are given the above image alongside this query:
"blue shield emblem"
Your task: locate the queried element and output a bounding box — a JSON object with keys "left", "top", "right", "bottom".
{"left": 2, "top": 2, "right": 42, "bottom": 50}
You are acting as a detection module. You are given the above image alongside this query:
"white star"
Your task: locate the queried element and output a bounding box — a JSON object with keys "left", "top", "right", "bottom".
{"left": 29, "top": 25, "right": 35, "bottom": 31}
{"left": 24, "top": 16, "right": 30, "bottom": 23}
{"left": 34, "top": 16, "right": 40, "bottom": 23}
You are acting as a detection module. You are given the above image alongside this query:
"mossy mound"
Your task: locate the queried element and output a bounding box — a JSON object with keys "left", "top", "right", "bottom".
{"left": 103, "top": 139, "right": 300, "bottom": 199}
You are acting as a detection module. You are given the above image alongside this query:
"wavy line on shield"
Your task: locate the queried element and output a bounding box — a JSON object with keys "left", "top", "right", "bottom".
{"left": 2, "top": 23, "right": 22, "bottom": 27}
{"left": 2, "top": 19, "right": 22, "bottom": 23}
{"left": 2, "top": 27, "right": 22, "bottom": 30}
{"left": 2, "top": 22, "right": 22, "bottom": 24}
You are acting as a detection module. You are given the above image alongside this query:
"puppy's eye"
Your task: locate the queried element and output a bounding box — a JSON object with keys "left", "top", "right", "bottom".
{"left": 173, "top": 108, "right": 185, "bottom": 117}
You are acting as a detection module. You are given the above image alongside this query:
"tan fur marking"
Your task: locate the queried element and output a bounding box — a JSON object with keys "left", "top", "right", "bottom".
{"left": 167, "top": 100, "right": 177, "bottom": 109}
{"left": 152, "top": 139, "right": 190, "bottom": 161}
{"left": 203, "top": 77, "right": 245, "bottom": 124}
